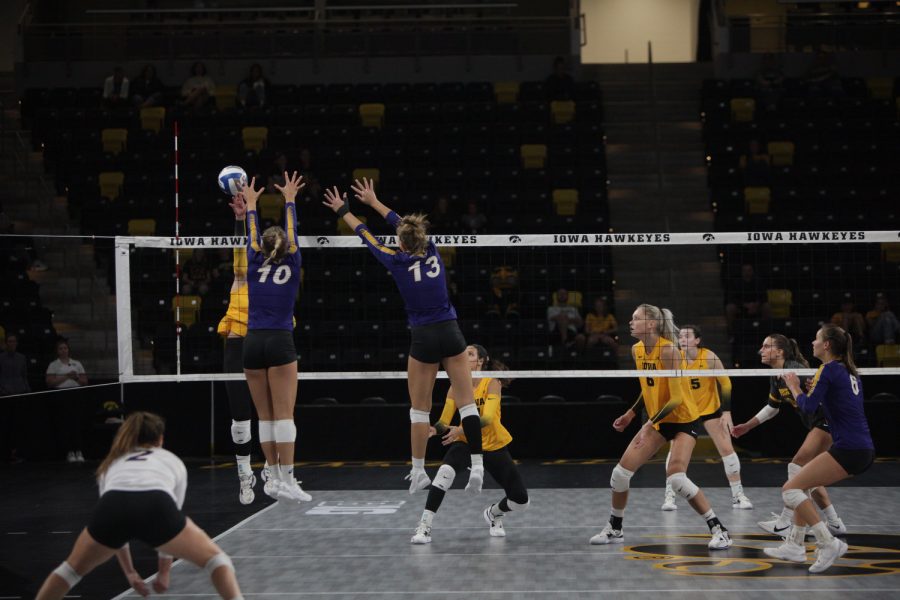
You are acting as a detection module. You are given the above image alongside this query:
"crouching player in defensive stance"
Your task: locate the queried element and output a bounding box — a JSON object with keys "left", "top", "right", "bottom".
{"left": 411, "top": 344, "right": 529, "bottom": 543}
{"left": 36, "top": 412, "right": 243, "bottom": 600}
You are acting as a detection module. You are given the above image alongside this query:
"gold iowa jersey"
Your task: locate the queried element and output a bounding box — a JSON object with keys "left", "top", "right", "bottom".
{"left": 686, "top": 347, "right": 721, "bottom": 416}
{"left": 439, "top": 378, "right": 513, "bottom": 451}
{"left": 633, "top": 338, "right": 699, "bottom": 427}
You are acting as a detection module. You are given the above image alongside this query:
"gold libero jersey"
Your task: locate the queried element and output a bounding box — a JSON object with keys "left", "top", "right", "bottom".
{"left": 633, "top": 338, "right": 699, "bottom": 427}
{"left": 439, "top": 377, "right": 512, "bottom": 452}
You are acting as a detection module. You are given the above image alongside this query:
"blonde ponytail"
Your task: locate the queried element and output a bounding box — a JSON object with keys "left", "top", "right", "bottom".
{"left": 638, "top": 303, "right": 680, "bottom": 344}
{"left": 397, "top": 213, "right": 429, "bottom": 256}
{"left": 262, "top": 226, "right": 287, "bottom": 266}
{"left": 96, "top": 411, "right": 166, "bottom": 480}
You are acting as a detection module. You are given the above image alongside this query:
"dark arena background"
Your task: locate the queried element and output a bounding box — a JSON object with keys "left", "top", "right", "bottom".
{"left": 1, "top": 0, "right": 899, "bottom": 598}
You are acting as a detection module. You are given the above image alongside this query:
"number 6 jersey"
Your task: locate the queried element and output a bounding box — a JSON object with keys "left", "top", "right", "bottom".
{"left": 355, "top": 211, "right": 457, "bottom": 327}
{"left": 246, "top": 204, "right": 301, "bottom": 331}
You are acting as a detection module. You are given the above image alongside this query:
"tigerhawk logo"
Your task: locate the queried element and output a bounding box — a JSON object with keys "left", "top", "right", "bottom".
{"left": 316, "top": 236, "right": 329, "bottom": 245}
{"left": 622, "top": 533, "right": 900, "bottom": 578}
{"left": 702, "top": 233, "right": 715, "bottom": 241}
{"left": 508, "top": 235, "right": 522, "bottom": 243}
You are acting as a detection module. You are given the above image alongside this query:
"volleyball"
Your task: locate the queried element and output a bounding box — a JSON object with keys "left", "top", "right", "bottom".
{"left": 217, "top": 165, "right": 247, "bottom": 196}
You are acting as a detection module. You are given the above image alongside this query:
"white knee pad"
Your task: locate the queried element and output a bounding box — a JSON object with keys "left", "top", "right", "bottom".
{"left": 667, "top": 472, "right": 700, "bottom": 500}
{"left": 432, "top": 464, "right": 456, "bottom": 491}
{"left": 409, "top": 408, "right": 430, "bottom": 424}
{"left": 273, "top": 419, "right": 296, "bottom": 443}
{"left": 782, "top": 488, "right": 808, "bottom": 509}
{"left": 507, "top": 498, "right": 530, "bottom": 511}
{"left": 52, "top": 561, "right": 82, "bottom": 588}
{"left": 610, "top": 464, "right": 634, "bottom": 493}
{"left": 722, "top": 452, "right": 741, "bottom": 477}
{"left": 258, "top": 420, "right": 275, "bottom": 444}
{"left": 231, "top": 420, "right": 252, "bottom": 445}
{"left": 788, "top": 462, "right": 802, "bottom": 480}
{"left": 458, "top": 403, "right": 479, "bottom": 419}
{"left": 204, "top": 552, "right": 234, "bottom": 576}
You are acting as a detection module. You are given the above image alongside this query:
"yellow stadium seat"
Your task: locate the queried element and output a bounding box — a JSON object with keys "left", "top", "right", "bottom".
{"left": 767, "top": 288, "right": 793, "bottom": 318}
{"left": 258, "top": 193, "right": 284, "bottom": 223}
{"left": 359, "top": 103, "right": 386, "bottom": 128}
{"left": 882, "top": 243, "right": 900, "bottom": 263}
{"left": 337, "top": 214, "right": 366, "bottom": 235}
{"left": 140, "top": 107, "right": 165, "bottom": 133}
{"left": 867, "top": 77, "right": 893, "bottom": 100}
{"left": 127, "top": 218, "right": 156, "bottom": 236}
{"left": 213, "top": 84, "right": 237, "bottom": 108}
{"left": 172, "top": 295, "right": 201, "bottom": 327}
{"left": 767, "top": 141, "right": 795, "bottom": 167}
{"left": 99, "top": 171, "right": 125, "bottom": 201}
{"left": 101, "top": 128, "right": 128, "bottom": 155}
{"left": 730, "top": 97, "right": 756, "bottom": 122}
{"left": 177, "top": 248, "right": 193, "bottom": 262}
{"left": 551, "top": 290, "right": 583, "bottom": 309}
{"left": 352, "top": 168, "right": 380, "bottom": 184}
{"left": 494, "top": 81, "right": 520, "bottom": 104}
{"left": 552, "top": 189, "right": 579, "bottom": 216}
{"left": 242, "top": 126, "right": 268, "bottom": 153}
{"left": 550, "top": 100, "right": 576, "bottom": 125}
{"left": 521, "top": 144, "right": 548, "bottom": 169}
{"left": 438, "top": 246, "right": 456, "bottom": 267}
{"left": 876, "top": 344, "right": 900, "bottom": 367}
{"left": 744, "top": 186, "right": 771, "bottom": 214}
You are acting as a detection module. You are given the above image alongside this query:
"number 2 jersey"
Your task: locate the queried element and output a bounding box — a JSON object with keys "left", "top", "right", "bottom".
{"left": 246, "top": 204, "right": 301, "bottom": 331}
{"left": 633, "top": 337, "right": 699, "bottom": 428}
{"left": 98, "top": 447, "right": 187, "bottom": 509}
{"left": 354, "top": 211, "right": 457, "bottom": 327}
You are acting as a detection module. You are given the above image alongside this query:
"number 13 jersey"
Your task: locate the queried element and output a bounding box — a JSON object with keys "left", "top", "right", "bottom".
{"left": 355, "top": 211, "right": 457, "bottom": 327}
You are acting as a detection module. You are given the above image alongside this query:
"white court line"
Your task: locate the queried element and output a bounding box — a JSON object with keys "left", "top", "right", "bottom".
{"left": 110, "top": 503, "right": 279, "bottom": 600}
{"left": 238, "top": 524, "right": 900, "bottom": 532}
{"left": 101, "top": 590, "right": 900, "bottom": 596}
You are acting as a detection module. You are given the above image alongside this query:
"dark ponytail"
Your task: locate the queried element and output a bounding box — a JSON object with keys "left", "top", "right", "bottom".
{"left": 769, "top": 333, "right": 809, "bottom": 368}
{"left": 819, "top": 323, "right": 858, "bottom": 377}
{"left": 471, "top": 343, "right": 512, "bottom": 387}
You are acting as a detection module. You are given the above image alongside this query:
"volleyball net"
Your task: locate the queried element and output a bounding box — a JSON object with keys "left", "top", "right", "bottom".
{"left": 114, "top": 229, "right": 900, "bottom": 383}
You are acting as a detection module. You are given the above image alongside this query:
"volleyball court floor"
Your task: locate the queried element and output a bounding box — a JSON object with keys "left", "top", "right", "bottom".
{"left": 3, "top": 461, "right": 900, "bottom": 599}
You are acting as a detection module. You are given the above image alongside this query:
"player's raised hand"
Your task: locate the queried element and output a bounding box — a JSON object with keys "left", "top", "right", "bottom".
{"left": 274, "top": 170, "right": 305, "bottom": 203}
{"left": 322, "top": 186, "right": 348, "bottom": 214}
{"left": 351, "top": 177, "right": 378, "bottom": 206}
{"left": 240, "top": 176, "right": 263, "bottom": 208}
{"left": 229, "top": 193, "right": 247, "bottom": 219}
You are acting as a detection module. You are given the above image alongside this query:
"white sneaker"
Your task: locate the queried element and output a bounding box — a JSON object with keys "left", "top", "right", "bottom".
{"left": 661, "top": 489, "right": 677, "bottom": 511}
{"left": 238, "top": 473, "right": 256, "bottom": 505}
{"left": 410, "top": 522, "right": 431, "bottom": 544}
{"left": 263, "top": 477, "right": 279, "bottom": 499}
{"left": 465, "top": 465, "right": 484, "bottom": 493}
{"left": 405, "top": 469, "right": 431, "bottom": 494}
{"left": 809, "top": 538, "right": 848, "bottom": 573}
{"left": 708, "top": 525, "right": 733, "bottom": 550}
{"left": 758, "top": 513, "right": 793, "bottom": 537}
{"left": 590, "top": 523, "right": 624, "bottom": 545}
{"left": 483, "top": 506, "right": 506, "bottom": 537}
{"left": 763, "top": 540, "right": 807, "bottom": 562}
{"left": 66, "top": 451, "right": 77, "bottom": 463}
{"left": 827, "top": 518, "right": 847, "bottom": 535}
{"left": 277, "top": 478, "right": 312, "bottom": 503}
{"left": 261, "top": 463, "right": 271, "bottom": 482}
{"left": 732, "top": 492, "right": 753, "bottom": 510}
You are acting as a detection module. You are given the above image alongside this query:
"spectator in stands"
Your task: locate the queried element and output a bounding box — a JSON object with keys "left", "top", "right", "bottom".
{"left": 584, "top": 297, "right": 618, "bottom": 354}
{"left": 755, "top": 53, "right": 785, "bottom": 111}
{"left": 180, "top": 61, "right": 215, "bottom": 110}
{"left": 545, "top": 56, "right": 575, "bottom": 100}
{"left": 459, "top": 200, "right": 487, "bottom": 234}
{"left": 739, "top": 139, "right": 771, "bottom": 186}
{"left": 181, "top": 249, "right": 217, "bottom": 297}
{"left": 486, "top": 266, "right": 520, "bottom": 319}
{"left": 237, "top": 63, "right": 269, "bottom": 108}
{"left": 830, "top": 298, "right": 866, "bottom": 347}
{"left": 725, "top": 264, "right": 769, "bottom": 335}
{"left": 804, "top": 51, "right": 843, "bottom": 97}
{"left": 547, "top": 288, "right": 584, "bottom": 348}
{"left": 130, "top": 64, "right": 165, "bottom": 108}
{"left": 0, "top": 334, "right": 30, "bottom": 397}
{"left": 297, "top": 148, "right": 322, "bottom": 203}
{"left": 46, "top": 339, "right": 89, "bottom": 463}
{"left": 428, "top": 196, "right": 458, "bottom": 235}
{"left": 102, "top": 66, "right": 129, "bottom": 109}
{"left": 866, "top": 293, "right": 900, "bottom": 346}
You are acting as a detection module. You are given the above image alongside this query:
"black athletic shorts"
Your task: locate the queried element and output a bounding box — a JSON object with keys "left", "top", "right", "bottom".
{"left": 699, "top": 407, "right": 723, "bottom": 422}
{"left": 243, "top": 329, "right": 297, "bottom": 369}
{"left": 657, "top": 420, "right": 700, "bottom": 441}
{"left": 87, "top": 490, "right": 186, "bottom": 549}
{"left": 828, "top": 446, "right": 875, "bottom": 476}
{"left": 409, "top": 319, "right": 467, "bottom": 364}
